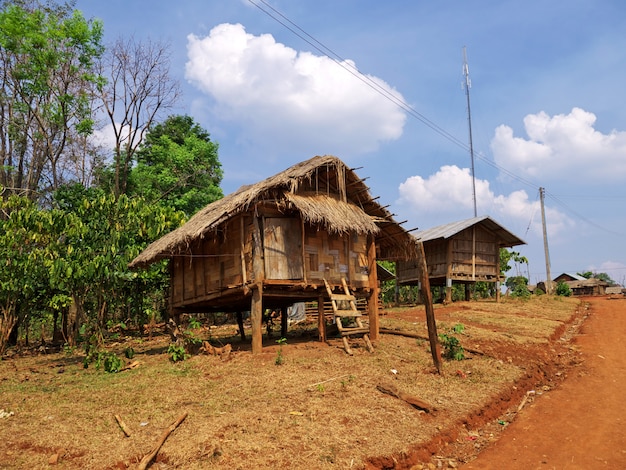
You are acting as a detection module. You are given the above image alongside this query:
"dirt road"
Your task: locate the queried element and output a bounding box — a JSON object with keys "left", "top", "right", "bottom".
{"left": 461, "top": 297, "right": 626, "bottom": 469}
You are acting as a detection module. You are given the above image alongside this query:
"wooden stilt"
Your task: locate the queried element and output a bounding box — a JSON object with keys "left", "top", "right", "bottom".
{"left": 251, "top": 285, "right": 263, "bottom": 354}
{"left": 236, "top": 311, "right": 245, "bottom": 341}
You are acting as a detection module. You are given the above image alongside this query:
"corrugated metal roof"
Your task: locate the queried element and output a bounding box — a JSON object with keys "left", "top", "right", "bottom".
{"left": 415, "top": 215, "right": 525, "bottom": 247}
{"left": 555, "top": 272, "right": 587, "bottom": 281}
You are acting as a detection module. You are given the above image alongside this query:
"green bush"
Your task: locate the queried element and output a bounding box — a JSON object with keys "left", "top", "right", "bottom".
{"left": 167, "top": 344, "right": 189, "bottom": 362}
{"left": 555, "top": 282, "right": 572, "bottom": 297}
{"left": 439, "top": 330, "right": 465, "bottom": 361}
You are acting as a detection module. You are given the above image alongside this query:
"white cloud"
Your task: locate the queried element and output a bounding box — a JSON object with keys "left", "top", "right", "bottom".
{"left": 491, "top": 107, "right": 626, "bottom": 181}
{"left": 185, "top": 23, "right": 406, "bottom": 156}
{"left": 397, "top": 164, "right": 572, "bottom": 238}
{"left": 90, "top": 123, "right": 118, "bottom": 153}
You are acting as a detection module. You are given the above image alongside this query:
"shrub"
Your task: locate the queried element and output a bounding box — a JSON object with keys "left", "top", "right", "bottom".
{"left": 556, "top": 282, "right": 572, "bottom": 297}
{"left": 439, "top": 324, "right": 465, "bottom": 361}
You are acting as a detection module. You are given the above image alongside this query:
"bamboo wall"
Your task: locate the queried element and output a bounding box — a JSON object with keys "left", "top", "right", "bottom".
{"left": 170, "top": 213, "right": 373, "bottom": 308}
{"left": 397, "top": 225, "right": 499, "bottom": 284}
{"left": 171, "top": 216, "right": 245, "bottom": 307}
{"left": 303, "top": 226, "right": 369, "bottom": 286}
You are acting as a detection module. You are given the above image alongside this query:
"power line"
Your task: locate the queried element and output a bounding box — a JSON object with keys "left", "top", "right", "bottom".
{"left": 546, "top": 191, "right": 626, "bottom": 238}
{"left": 246, "top": 0, "right": 544, "bottom": 193}
{"left": 247, "top": 0, "right": 625, "bottom": 239}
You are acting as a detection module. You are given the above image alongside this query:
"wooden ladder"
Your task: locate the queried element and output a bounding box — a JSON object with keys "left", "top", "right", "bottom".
{"left": 324, "top": 278, "right": 374, "bottom": 355}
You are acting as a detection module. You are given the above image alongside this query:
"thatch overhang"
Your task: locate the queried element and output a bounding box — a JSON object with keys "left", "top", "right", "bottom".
{"left": 130, "top": 155, "right": 417, "bottom": 269}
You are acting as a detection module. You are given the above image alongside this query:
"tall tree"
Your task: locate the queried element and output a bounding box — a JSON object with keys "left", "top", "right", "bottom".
{"left": 96, "top": 37, "right": 181, "bottom": 197}
{"left": 130, "top": 115, "right": 223, "bottom": 216}
{"left": 0, "top": 0, "right": 103, "bottom": 199}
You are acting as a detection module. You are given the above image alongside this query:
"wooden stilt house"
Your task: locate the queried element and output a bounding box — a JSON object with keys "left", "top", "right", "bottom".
{"left": 130, "top": 155, "right": 418, "bottom": 353}
{"left": 396, "top": 216, "right": 525, "bottom": 302}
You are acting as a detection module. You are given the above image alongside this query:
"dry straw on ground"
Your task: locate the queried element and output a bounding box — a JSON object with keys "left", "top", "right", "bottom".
{"left": 0, "top": 296, "right": 580, "bottom": 469}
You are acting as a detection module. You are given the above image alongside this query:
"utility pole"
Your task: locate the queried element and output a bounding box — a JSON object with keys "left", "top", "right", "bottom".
{"left": 539, "top": 187, "right": 552, "bottom": 294}
{"left": 463, "top": 46, "right": 477, "bottom": 218}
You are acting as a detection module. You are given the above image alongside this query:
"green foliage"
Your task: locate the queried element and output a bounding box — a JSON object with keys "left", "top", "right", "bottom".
{"left": 555, "top": 281, "right": 572, "bottom": 297}
{"left": 188, "top": 317, "right": 202, "bottom": 330}
{"left": 275, "top": 337, "right": 287, "bottom": 366}
{"left": 0, "top": 195, "right": 54, "bottom": 352}
{"left": 168, "top": 344, "right": 189, "bottom": 362}
{"left": 129, "top": 115, "right": 223, "bottom": 216}
{"left": 439, "top": 323, "right": 465, "bottom": 361}
{"left": 124, "top": 347, "right": 135, "bottom": 359}
{"left": 506, "top": 276, "right": 530, "bottom": 299}
{"left": 0, "top": 183, "right": 186, "bottom": 350}
{"left": 500, "top": 249, "right": 528, "bottom": 276}
{"left": 0, "top": 2, "right": 103, "bottom": 196}
{"left": 96, "top": 351, "right": 123, "bottom": 373}
{"left": 577, "top": 271, "right": 616, "bottom": 286}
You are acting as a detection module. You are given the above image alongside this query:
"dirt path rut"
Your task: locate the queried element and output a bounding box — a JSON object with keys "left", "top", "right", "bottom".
{"left": 461, "top": 296, "right": 626, "bottom": 469}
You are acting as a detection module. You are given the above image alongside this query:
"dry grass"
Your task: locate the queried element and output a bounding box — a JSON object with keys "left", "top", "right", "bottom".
{"left": 0, "top": 296, "right": 581, "bottom": 469}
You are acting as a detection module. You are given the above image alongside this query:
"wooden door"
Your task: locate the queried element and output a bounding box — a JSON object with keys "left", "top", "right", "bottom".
{"left": 264, "top": 218, "right": 304, "bottom": 280}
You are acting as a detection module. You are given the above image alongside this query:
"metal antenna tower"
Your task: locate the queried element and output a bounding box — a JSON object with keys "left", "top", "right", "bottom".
{"left": 463, "top": 46, "right": 477, "bottom": 217}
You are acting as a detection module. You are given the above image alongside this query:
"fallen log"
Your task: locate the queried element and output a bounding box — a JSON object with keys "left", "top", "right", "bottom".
{"left": 137, "top": 412, "right": 188, "bottom": 470}
{"left": 376, "top": 383, "right": 437, "bottom": 413}
{"left": 379, "top": 328, "right": 485, "bottom": 356}
{"left": 120, "top": 361, "right": 141, "bottom": 372}
{"left": 114, "top": 414, "right": 131, "bottom": 437}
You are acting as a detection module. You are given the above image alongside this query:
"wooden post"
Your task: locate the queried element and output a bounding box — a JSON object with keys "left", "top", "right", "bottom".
{"left": 251, "top": 210, "right": 265, "bottom": 354}
{"left": 416, "top": 241, "right": 442, "bottom": 374}
{"left": 251, "top": 285, "right": 263, "bottom": 354}
{"left": 318, "top": 294, "right": 326, "bottom": 342}
{"left": 280, "top": 305, "right": 288, "bottom": 338}
{"left": 236, "top": 311, "right": 245, "bottom": 341}
{"left": 367, "top": 234, "right": 379, "bottom": 341}
{"left": 445, "top": 240, "right": 453, "bottom": 303}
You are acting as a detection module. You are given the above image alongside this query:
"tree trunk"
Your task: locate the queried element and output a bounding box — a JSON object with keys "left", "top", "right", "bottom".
{"left": 0, "top": 302, "right": 18, "bottom": 354}
{"left": 66, "top": 295, "right": 84, "bottom": 347}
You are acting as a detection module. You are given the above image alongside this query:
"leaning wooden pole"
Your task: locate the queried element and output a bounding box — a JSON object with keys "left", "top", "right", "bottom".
{"left": 137, "top": 412, "right": 188, "bottom": 470}
{"left": 416, "top": 241, "right": 442, "bottom": 374}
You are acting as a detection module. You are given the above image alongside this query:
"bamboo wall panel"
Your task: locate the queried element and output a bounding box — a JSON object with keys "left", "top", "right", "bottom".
{"left": 303, "top": 226, "right": 368, "bottom": 286}
{"left": 172, "top": 258, "right": 184, "bottom": 304}
{"left": 220, "top": 218, "right": 244, "bottom": 287}
{"left": 350, "top": 233, "right": 369, "bottom": 283}
{"left": 171, "top": 217, "right": 246, "bottom": 305}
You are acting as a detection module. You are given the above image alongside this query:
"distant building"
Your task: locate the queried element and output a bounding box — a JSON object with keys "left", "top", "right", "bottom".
{"left": 552, "top": 273, "right": 609, "bottom": 296}
{"left": 396, "top": 216, "right": 525, "bottom": 302}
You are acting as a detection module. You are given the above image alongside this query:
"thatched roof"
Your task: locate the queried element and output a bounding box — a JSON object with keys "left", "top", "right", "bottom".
{"left": 130, "top": 155, "right": 417, "bottom": 268}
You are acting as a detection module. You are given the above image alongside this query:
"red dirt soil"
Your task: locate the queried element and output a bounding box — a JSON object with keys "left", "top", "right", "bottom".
{"left": 460, "top": 296, "right": 626, "bottom": 469}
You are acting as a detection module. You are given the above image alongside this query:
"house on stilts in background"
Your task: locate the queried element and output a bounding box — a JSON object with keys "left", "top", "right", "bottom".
{"left": 396, "top": 216, "right": 525, "bottom": 302}
{"left": 130, "top": 155, "right": 419, "bottom": 353}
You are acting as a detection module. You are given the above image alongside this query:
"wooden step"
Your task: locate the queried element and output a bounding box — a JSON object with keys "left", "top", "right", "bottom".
{"left": 339, "top": 327, "right": 370, "bottom": 336}
{"left": 334, "top": 309, "right": 361, "bottom": 317}
{"left": 328, "top": 293, "right": 356, "bottom": 302}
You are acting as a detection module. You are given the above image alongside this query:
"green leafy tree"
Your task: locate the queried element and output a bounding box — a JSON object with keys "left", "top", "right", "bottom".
{"left": 0, "top": 194, "right": 54, "bottom": 352}
{"left": 0, "top": 1, "right": 103, "bottom": 198}
{"left": 577, "top": 271, "right": 616, "bottom": 286}
{"left": 49, "top": 184, "right": 185, "bottom": 344}
{"left": 505, "top": 275, "right": 530, "bottom": 299}
{"left": 129, "top": 115, "right": 223, "bottom": 216}
{"left": 500, "top": 249, "right": 528, "bottom": 276}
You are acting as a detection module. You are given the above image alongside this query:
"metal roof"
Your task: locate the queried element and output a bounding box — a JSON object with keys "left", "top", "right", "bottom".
{"left": 415, "top": 215, "right": 526, "bottom": 247}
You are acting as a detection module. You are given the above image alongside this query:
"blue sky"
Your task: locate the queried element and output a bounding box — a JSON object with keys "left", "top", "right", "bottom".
{"left": 79, "top": 0, "right": 626, "bottom": 285}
